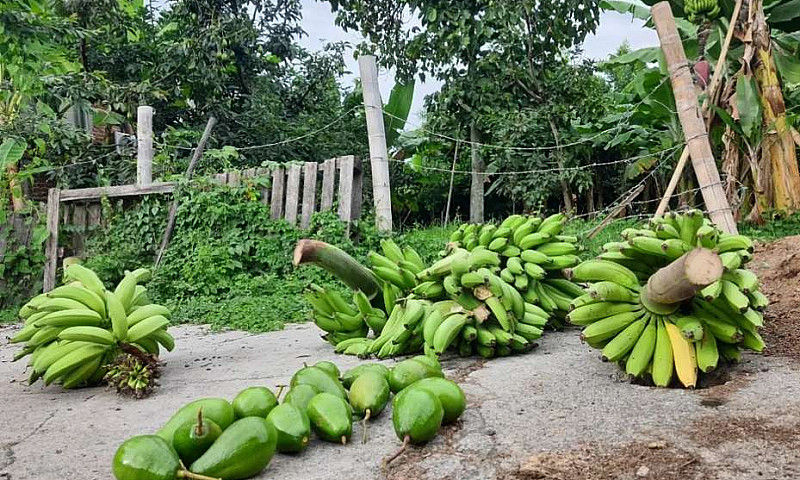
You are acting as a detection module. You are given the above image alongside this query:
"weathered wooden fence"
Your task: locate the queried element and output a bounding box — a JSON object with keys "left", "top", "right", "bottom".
{"left": 0, "top": 213, "right": 41, "bottom": 306}
{"left": 43, "top": 156, "right": 363, "bottom": 291}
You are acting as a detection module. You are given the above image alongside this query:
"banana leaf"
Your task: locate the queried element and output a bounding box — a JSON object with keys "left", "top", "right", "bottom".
{"left": 383, "top": 81, "right": 415, "bottom": 148}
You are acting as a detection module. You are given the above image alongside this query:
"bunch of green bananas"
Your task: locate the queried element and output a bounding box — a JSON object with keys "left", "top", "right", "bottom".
{"left": 448, "top": 213, "right": 583, "bottom": 321}
{"left": 315, "top": 246, "right": 564, "bottom": 359}
{"left": 10, "top": 264, "right": 175, "bottom": 389}
{"left": 566, "top": 210, "right": 765, "bottom": 388}
{"left": 306, "top": 285, "right": 375, "bottom": 348}
{"left": 685, "top": 0, "right": 720, "bottom": 23}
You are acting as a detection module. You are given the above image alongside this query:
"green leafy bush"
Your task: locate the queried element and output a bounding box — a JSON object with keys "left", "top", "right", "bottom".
{"left": 82, "top": 178, "right": 391, "bottom": 331}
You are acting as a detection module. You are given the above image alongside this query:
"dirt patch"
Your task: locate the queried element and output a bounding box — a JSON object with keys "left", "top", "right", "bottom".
{"left": 507, "top": 442, "right": 702, "bottom": 480}
{"left": 749, "top": 236, "right": 800, "bottom": 360}
{"left": 689, "top": 414, "right": 800, "bottom": 449}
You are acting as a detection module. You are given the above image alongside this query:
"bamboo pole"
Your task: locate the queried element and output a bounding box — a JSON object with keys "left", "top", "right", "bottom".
{"left": 652, "top": 2, "right": 738, "bottom": 234}
{"left": 644, "top": 248, "right": 722, "bottom": 305}
{"left": 654, "top": 0, "right": 743, "bottom": 218}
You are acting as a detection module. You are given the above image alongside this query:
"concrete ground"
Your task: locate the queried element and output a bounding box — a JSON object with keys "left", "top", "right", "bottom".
{"left": 1, "top": 323, "right": 799, "bottom": 480}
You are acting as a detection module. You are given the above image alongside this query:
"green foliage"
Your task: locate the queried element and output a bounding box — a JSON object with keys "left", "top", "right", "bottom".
{"left": 563, "top": 217, "right": 642, "bottom": 259}
{"left": 82, "top": 179, "right": 384, "bottom": 331}
{"left": 0, "top": 207, "right": 48, "bottom": 311}
{"left": 739, "top": 212, "right": 800, "bottom": 241}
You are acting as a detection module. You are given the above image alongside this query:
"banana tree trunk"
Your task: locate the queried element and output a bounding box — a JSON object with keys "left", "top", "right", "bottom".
{"left": 751, "top": 1, "right": 800, "bottom": 213}
{"left": 7, "top": 164, "right": 25, "bottom": 212}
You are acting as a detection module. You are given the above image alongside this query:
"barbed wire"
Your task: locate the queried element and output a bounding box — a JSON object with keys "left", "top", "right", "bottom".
{"left": 378, "top": 143, "right": 684, "bottom": 176}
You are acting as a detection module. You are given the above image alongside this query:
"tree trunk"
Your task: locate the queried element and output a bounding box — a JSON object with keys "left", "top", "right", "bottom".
{"left": 548, "top": 118, "right": 573, "bottom": 213}
{"left": 749, "top": 0, "right": 800, "bottom": 214}
{"left": 469, "top": 124, "right": 484, "bottom": 223}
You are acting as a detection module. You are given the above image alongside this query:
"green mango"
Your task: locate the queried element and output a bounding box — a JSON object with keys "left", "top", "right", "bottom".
{"left": 392, "top": 388, "right": 443, "bottom": 445}
{"left": 387, "top": 358, "right": 443, "bottom": 393}
{"left": 156, "top": 398, "right": 235, "bottom": 445}
{"left": 113, "top": 435, "right": 186, "bottom": 480}
{"left": 283, "top": 384, "right": 319, "bottom": 413}
{"left": 172, "top": 409, "right": 222, "bottom": 464}
{"left": 410, "top": 355, "right": 442, "bottom": 372}
{"left": 266, "top": 403, "right": 311, "bottom": 453}
{"left": 349, "top": 372, "right": 390, "bottom": 419}
{"left": 314, "top": 361, "right": 340, "bottom": 379}
{"left": 340, "top": 363, "right": 390, "bottom": 388}
{"left": 410, "top": 377, "right": 466, "bottom": 424}
{"left": 232, "top": 386, "right": 278, "bottom": 418}
{"left": 190, "top": 417, "right": 277, "bottom": 479}
{"left": 307, "top": 392, "right": 353, "bottom": 444}
{"left": 291, "top": 366, "right": 348, "bottom": 399}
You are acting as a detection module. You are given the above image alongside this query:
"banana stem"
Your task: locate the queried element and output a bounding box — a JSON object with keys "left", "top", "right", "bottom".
{"left": 293, "top": 240, "right": 383, "bottom": 300}
{"left": 645, "top": 248, "right": 723, "bottom": 305}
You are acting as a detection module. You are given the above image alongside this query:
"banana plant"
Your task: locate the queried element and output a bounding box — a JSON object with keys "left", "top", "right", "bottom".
{"left": 383, "top": 80, "right": 415, "bottom": 149}
{"left": 600, "top": 0, "right": 800, "bottom": 221}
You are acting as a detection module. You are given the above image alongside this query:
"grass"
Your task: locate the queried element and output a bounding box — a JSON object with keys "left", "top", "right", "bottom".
{"left": 738, "top": 212, "right": 800, "bottom": 241}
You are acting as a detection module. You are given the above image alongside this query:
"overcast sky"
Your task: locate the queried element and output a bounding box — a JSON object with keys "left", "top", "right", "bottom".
{"left": 298, "top": 1, "right": 659, "bottom": 123}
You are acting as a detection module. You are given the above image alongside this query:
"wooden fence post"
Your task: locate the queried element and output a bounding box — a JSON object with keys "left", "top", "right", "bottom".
{"left": 652, "top": 2, "right": 738, "bottom": 234}
{"left": 257, "top": 168, "right": 271, "bottom": 205}
{"left": 72, "top": 204, "right": 87, "bottom": 257}
{"left": 270, "top": 166, "right": 285, "bottom": 220}
{"left": 320, "top": 158, "right": 337, "bottom": 211}
{"left": 43, "top": 188, "right": 61, "bottom": 292}
{"left": 338, "top": 156, "right": 355, "bottom": 222}
{"left": 352, "top": 156, "right": 363, "bottom": 220}
{"left": 300, "top": 162, "right": 318, "bottom": 229}
{"left": 137, "top": 106, "right": 153, "bottom": 186}
{"left": 284, "top": 164, "right": 302, "bottom": 225}
{"left": 358, "top": 55, "right": 393, "bottom": 231}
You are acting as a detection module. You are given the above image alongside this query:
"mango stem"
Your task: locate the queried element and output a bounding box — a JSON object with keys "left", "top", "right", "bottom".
{"left": 361, "top": 410, "right": 371, "bottom": 444}
{"left": 341, "top": 435, "right": 347, "bottom": 445}
{"left": 178, "top": 470, "right": 220, "bottom": 480}
{"left": 195, "top": 407, "right": 205, "bottom": 436}
{"left": 275, "top": 384, "right": 286, "bottom": 400}
{"left": 382, "top": 435, "right": 410, "bottom": 470}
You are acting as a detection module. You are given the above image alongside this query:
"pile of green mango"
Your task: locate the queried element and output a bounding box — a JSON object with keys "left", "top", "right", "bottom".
{"left": 112, "top": 356, "right": 466, "bottom": 479}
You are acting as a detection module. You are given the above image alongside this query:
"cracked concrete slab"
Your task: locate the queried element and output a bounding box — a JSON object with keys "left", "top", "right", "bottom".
{"left": 2, "top": 323, "right": 799, "bottom": 480}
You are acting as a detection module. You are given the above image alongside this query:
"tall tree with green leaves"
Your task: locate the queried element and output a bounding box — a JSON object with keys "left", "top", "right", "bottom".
{"left": 329, "top": 0, "right": 602, "bottom": 221}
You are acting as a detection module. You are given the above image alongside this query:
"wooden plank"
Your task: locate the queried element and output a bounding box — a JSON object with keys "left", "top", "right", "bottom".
{"left": 338, "top": 156, "right": 355, "bottom": 222}
{"left": 284, "top": 164, "right": 302, "bottom": 225}
{"left": 72, "top": 204, "right": 87, "bottom": 256}
{"left": 270, "top": 166, "right": 285, "bottom": 220}
{"left": 227, "top": 171, "right": 241, "bottom": 186}
{"left": 87, "top": 203, "right": 101, "bottom": 227}
{"left": 137, "top": 106, "right": 153, "bottom": 185}
{"left": 300, "top": 162, "right": 318, "bottom": 229}
{"left": 214, "top": 173, "right": 228, "bottom": 184}
{"left": 652, "top": 2, "right": 737, "bottom": 234}
{"left": 351, "top": 156, "right": 363, "bottom": 220}
{"left": 43, "top": 188, "right": 61, "bottom": 292}
{"left": 61, "top": 203, "right": 71, "bottom": 226}
{"left": 320, "top": 158, "right": 336, "bottom": 211}
{"left": 60, "top": 182, "right": 176, "bottom": 202}
{"left": 257, "top": 168, "right": 270, "bottom": 205}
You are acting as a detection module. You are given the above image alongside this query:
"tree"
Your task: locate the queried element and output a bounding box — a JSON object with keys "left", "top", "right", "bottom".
{"left": 606, "top": 0, "right": 800, "bottom": 221}
{"left": 330, "top": 0, "right": 602, "bottom": 221}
